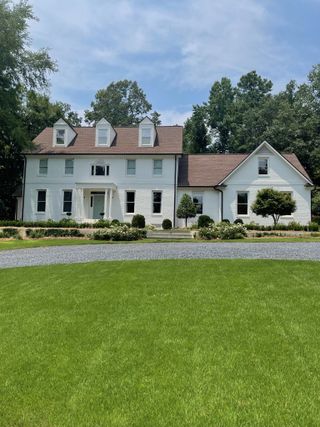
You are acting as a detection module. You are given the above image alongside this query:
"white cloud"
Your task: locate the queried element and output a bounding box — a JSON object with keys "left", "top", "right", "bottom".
{"left": 159, "top": 110, "right": 192, "bottom": 126}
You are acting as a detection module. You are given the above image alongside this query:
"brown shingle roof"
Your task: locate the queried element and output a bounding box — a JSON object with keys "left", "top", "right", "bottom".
{"left": 178, "top": 153, "right": 312, "bottom": 187}
{"left": 28, "top": 126, "right": 183, "bottom": 155}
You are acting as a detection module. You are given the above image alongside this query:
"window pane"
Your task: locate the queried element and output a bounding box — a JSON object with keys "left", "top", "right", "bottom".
{"left": 95, "top": 165, "right": 105, "bottom": 176}
{"left": 153, "top": 160, "right": 162, "bottom": 175}
{"left": 63, "top": 191, "right": 72, "bottom": 213}
{"left": 193, "top": 195, "right": 203, "bottom": 214}
{"left": 237, "top": 192, "right": 248, "bottom": 215}
{"left": 126, "top": 192, "right": 135, "bottom": 213}
{"left": 127, "top": 160, "right": 136, "bottom": 175}
{"left": 39, "top": 159, "right": 48, "bottom": 175}
{"left": 37, "top": 190, "right": 46, "bottom": 212}
{"left": 258, "top": 158, "right": 268, "bottom": 175}
{"left": 65, "top": 159, "right": 74, "bottom": 175}
{"left": 153, "top": 192, "right": 162, "bottom": 214}
{"left": 98, "top": 128, "right": 108, "bottom": 145}
{"left": 141, "top": 127, "right": 151, "bottom": 145}
{"left": 56, "top": 129, "right": 65, "bottom": 144}
{"left": 237, "top": 193, "right": 248, "bottom": 204}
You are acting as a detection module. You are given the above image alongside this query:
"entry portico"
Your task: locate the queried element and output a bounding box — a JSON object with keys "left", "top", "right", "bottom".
{"left": 74, "top": 183, "right": 116, "bottom": 222}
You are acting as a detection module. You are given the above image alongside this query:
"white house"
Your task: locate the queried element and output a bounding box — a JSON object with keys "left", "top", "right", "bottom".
{"left": 19, "top": 117, "right": 313, "bottom": 226}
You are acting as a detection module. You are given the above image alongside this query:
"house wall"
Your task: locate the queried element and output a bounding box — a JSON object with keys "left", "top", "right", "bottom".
{"left": 23, "top": 155, "right": 177, "bottom": 225}
{"left": 176, "top": 188, "right": 220, "bottom": 227}
{"left": 222, "top": 149, "right": 312, "bottom": 225}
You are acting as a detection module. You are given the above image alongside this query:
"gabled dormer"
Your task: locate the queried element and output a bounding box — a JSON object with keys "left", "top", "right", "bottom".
{"left": 53, "top": 118, "right": 76, "bottom": 147}
{"left": 95, "top": 118, "right": 116, "bottom": 147}
{"left": 139, "top": 117, "right": 156, "bottom": 147}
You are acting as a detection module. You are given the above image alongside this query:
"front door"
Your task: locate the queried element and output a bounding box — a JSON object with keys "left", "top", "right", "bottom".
{"left": 92, "top": 194, "right": 105, "bottom": 219}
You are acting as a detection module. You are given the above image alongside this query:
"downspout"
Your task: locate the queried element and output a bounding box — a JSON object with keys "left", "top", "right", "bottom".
{"left": 214, "top": 185, "right": 224, "bottom": 222}
{"left": 173, "top": 155, "right": 177, "bottom": 228}
{"left": 21, "top": 155, "right": 27, "bottom": 221}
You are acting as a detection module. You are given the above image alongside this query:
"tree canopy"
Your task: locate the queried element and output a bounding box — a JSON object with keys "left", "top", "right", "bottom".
{"left": 251, "top": 188, "right": 296, "bottom": 226}
{"left": 85, "top": 80, "right": 161, "bottom": 126}
{"left": 176, "top": 194, "right": 197, "bottom": 227}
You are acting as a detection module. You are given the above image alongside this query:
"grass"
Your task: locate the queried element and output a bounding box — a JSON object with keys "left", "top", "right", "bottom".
{"left": 1, "top": 259, "right": 320, "bottom": 426}
{"left": 1, "top": 235, "right": 320, "bottom": 251}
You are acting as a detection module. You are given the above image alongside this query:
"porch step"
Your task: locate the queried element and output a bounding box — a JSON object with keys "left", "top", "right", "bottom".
{"left": 147, "top": 231, "right": 194, "bottom": 239}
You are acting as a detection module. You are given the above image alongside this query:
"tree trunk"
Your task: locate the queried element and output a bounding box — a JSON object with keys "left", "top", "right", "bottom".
{"left": 185, "top": 217, "right": 187, "bottom": 228}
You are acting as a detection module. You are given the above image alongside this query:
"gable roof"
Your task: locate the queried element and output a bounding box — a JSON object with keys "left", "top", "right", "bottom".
{"left": 178, "top": 151, "right": 312, "bottom": 187}
{"left": 27, "top": 125, "right": 183, "bottom": 155}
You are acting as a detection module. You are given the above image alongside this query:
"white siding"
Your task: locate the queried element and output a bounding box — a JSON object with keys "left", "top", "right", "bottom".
{"left": 176, "top": 188, "right": 220, "bottom": 226}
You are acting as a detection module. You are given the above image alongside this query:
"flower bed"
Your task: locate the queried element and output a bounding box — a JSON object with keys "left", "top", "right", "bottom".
{"left": 198, "top": 223, "right": 247, "bottom": 240}
{"left": 91, "top": 226, "right": 147, "bottom": 241}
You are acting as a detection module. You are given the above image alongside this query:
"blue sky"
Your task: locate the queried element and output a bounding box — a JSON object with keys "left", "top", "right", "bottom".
{"left": 28, "top": 0, "right": 320, "bottom": 124}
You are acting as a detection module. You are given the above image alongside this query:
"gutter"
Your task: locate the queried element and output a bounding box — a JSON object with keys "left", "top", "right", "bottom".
{"left": 173, "top": 155, "right": 177, "bottom": 228}
{"left": 21, "top": 155, "right": 27, "bottom": 221}
{"left": 214, "top": 185, "right": 226, "bottom": 221}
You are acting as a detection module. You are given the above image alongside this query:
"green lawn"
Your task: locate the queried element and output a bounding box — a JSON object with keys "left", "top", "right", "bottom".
{"left": 1, "top": 259, "right": 320, "bottom": 426}
{"left": 1, "top": 236, "right": 320, "bottom": 250}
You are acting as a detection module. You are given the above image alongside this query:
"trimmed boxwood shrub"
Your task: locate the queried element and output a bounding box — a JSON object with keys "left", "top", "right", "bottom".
{"left": 132, "top": 214, "right": 145, "bottom": 229}
{"left": 92, "top": 219, "right": 112, "bottom": 228}
{"left": 308, "top": 221, "right": 319, "bottom": 232}
{"left": 197, "top": 215, "right": 214, "bottom": 228}
{"left": 221, "top": 218, "right": 230, "bottom": 223}
{"left": 26, "top": 228, "right": 84, "bottom": 238}
{"left": 234, "top": 218, "right": 243, "bottom": 224}
{"left": 111, "top": 219, "right": 120, "bottom": 226}
{"left": 162, "top": 219, "right": 172, "bottom": 230}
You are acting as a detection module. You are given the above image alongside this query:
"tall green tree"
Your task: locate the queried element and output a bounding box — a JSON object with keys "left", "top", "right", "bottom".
{"left": 85, "top": 80, "right": 161, "bottom": 126}
{"left": 176, "top": 194, "right": 197, "bottom": 227}
{"left": 0, "top": 0, "right": 56, "bottom": 218}
{"left": 183, "top": 105, "right": 210, "bottom": 153}
{"left": 23, "top": 91, "right": 81, "bottom": 140}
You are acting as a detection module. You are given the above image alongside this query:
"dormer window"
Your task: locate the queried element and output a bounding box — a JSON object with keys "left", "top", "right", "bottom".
{"left": 97, "top": 128, "right": 108, "bottom": 146}
{"left": 258, "top": 157, "right": 269, "bottom": 175}
{"left": 139, "top": 117, "right": 156, "bottom": 147}
{"left": 56, "top": 129, "right": 65, "bottom": 145}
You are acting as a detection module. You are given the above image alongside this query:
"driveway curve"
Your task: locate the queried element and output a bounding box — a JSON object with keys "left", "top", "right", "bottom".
{"left": 1, "top": 242, "right": 320, "bottom": 269}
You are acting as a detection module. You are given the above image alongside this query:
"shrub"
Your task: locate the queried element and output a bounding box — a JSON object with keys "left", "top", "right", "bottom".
{"left": 58, "top": 218, "right": 78, "bottom": 227}
{"left": 197, "top": 215, "right": 214, "bottom": 228}
{"left": 111, "top": 219, "right": 120, "bottom": 226}
{"left": 308, "top": 221, "right": 319, "bottom": 232}
{"left": 198, "top": 222, "right": 247, "bottom": 240}
{"left": 26, "top": 229, "right": 45, "bottom": 238}
{"left": 26, "top": 228, "right": 84, "bottom": 238}
{"left": 132, "top": 214, "right": 145, "bottom": 229}
{"left": 221, "top": 218, "right": 230, "bottom": 223}
{"left": 0, "top": 228, "right": 19, "bottom": 238}
{"left": 234, "top": 218, "right": 243, "bottom": 224}
{"left": 287, "top": 221, "right": 304, "bottom": 231}
{"left": 162, "top": 219, "right": 172, "bottom": 230}
{"left": 92, "top": 219, "right": 112, "bottom": 228}
{"left": 91, "top": 226, "right": 146, "bottom": 241}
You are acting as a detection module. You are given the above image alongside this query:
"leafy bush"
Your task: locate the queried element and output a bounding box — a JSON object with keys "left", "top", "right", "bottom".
{"left": 162, "top": 219, "right": 172, "bottom": 230}
{"left": 92, "top": 219, "right": 112, "bottom": 228}
{"left": 111, "top": 219, "right": 120, "bottom": 226}
{"left": 26, "top": 229, "right": 45, "bottom": 238}
{"left": 0, "top": 228, "right": 19, "bottom": 238}
{"left": 198, "top": 222, "right": 247, "bottom": 240}
{"left": 308, "top": 221, "right": 319, "bottom": 232}
{"left": 132, "top": 214, "right": 145, "bottom": 229}
{"left": 91, "top": 226, "right": 146, "bottom": 241}
{"left": 287, "top": 221, "right": 304, "bottom": 231}
{"left": 234, "top": 218, "right": 243, "bottom": 224}
{"left": 197, "top": 215, "right": 214, "bottom": 228}
{"left": 58, "top": 218, "right": 78, "bottom": 227}
{"left": 26, "top": 228, "right": 84, "bottom": 238}
{"left": 221, "top": 219, "right": 230, "bottom": 223}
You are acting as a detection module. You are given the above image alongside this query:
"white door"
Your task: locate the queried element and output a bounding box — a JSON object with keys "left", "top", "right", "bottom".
{"left": 92, "top": 194, "right": 105, "bottom": 219}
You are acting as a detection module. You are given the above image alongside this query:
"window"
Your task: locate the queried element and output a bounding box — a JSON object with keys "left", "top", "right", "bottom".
{"left": 127, "top": 159, "right": 136, "bottom": 175}
{"left": 193, "top": 194, "right": 203, "bottom": 214}
{"left": 65, "top": 159, "right": 74, "bottom": 175}
{"left": 39, "top": 159, "right": 48, "bottom": 175}
{"left": 126, "top": 191, "right": 135, "bottom": 213}
{"left": 153, "top": 159, "right": 163, "bottom": 176}
{"left": 91, "top": 164, "right": 110, "bottom": 176}
{"left": 97, "top": 128, "right": 108, "bottom": 145}
{"left": 237, "top": 192, "right": 248, "bottom": 215}
{"left": 141, "top": 127, "right": 152, "bottom": 145}
{"left": 152, "top": 191, "right": 162, "bottom": 214}
{"left": 63, "top": 190, "right": 72, "bottom": 213}
{"left": 258, "top": 157, "right": 269, "bottom": 175}
{"left": 56, "top": 129, "right": 65, "bottom": 145}
{"left": 37, "top": 190, "right": 46, "bottom": 212}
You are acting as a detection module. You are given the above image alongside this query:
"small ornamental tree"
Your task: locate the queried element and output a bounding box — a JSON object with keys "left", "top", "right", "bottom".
{"left": 176, "top": 194, "right": 197, "bottom": 227}
{"left": 251, "top": 188, "right": 296, "bottom": 226}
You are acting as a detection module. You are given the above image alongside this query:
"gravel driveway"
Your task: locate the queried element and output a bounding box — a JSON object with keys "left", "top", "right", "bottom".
{"left": 1, "top": 242, "right": 320, "bottom": 269}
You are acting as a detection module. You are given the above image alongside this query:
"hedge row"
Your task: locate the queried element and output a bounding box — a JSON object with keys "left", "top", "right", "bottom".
{"left": 26, "top": 229, "right": 84, "bottom": 238}
{"left": 91, "top": 226, "right": 147, "bottom": 241}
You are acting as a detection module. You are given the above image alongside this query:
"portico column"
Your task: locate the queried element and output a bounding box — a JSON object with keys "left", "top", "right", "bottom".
{"left": 104, "top": 190, "right": 109, "bottom": 220}
{"left": 108, "top": 189, "right": 113, "bottom": 219}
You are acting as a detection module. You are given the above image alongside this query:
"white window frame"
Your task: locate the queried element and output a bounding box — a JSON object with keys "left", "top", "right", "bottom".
{"left": 140, "top": 126, "right": 152, "bottom": 146}
{"left": 152, "top": 191, "right": 162, "bottom": 215}
{"left": 192, "top": 193, "right": 203, "bottom": 215}
{"left": 97, "top": 127, "right": 109, "bottom": 146}
{"left": 237, "top": 191, "right": 249, "bottom": 216}
{"left": 126, "top": 159, "right": 136, "bottom": 176}
{"left": 258, "top": 157, "right": 269, "bottom": 176}
{"left": 36, "top": 189, "right": 46, "bottom": 213}
{"left": 62, "top": 190, "right": 73, "bottom": 214}
{"left": 55, "top": 128, "right": 66, "bottom": 145}
{"left": 153, "top": 159, "right": 163, "bottom": 176}
{"left": 39, "top": 158, "right": 48, "bottom": 176}
{"left": 91, "top": 162, "right": 110, "bottom": 177}
{"left": 65, "top": 159, "right": 74, "bottom": 175}
{"left": 125, "top": 191, "right": 135, "bottom": 214}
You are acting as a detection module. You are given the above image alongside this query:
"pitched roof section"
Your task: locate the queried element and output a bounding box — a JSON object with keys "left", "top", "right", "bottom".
{"left": 28, "top": 125, "right": 183, "bottom": 155}
{"left": 178, "top": 153, "right": 311, "bottom": 187}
